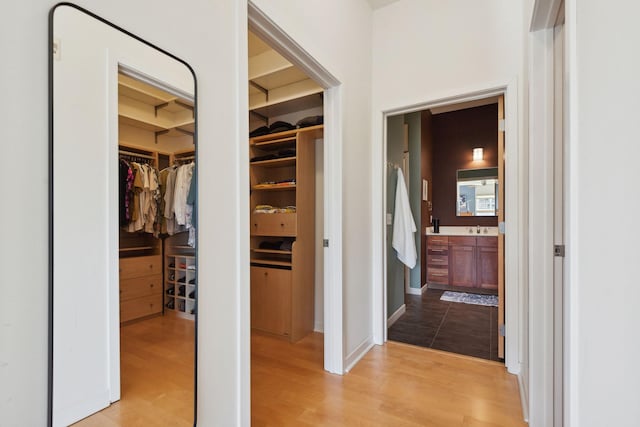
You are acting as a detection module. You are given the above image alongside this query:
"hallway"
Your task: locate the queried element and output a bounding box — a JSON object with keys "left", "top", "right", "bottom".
{"left": 252, "top": 332, "right": 524, "bottom": 426}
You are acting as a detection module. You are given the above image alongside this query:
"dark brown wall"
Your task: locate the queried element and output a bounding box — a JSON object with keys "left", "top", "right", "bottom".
{"left": 431, "top": 104, "right": 499, "bottom": 227}
{"left": 420, "top": 110, "right": 433, "bottom": 287}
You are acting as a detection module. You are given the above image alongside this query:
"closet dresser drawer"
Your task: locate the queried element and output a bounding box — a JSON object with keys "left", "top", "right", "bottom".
{"left": 120, "top": 275, "right": 162, "bottom": 301}
{"left": 119, "top": 255, "right": 163, "bottom": 324}
{"left": 120, "top": 294, "right": 162, "bottom": 323}
{"left": 119, "top": 255, "right": 162, "bottom": 279}
{"left": 251, "top": 213, "right": 297, "bottom": 237}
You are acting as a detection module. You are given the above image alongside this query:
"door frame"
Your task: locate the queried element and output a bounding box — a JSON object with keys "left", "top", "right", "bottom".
{"left": 529, "top": 0, "right": 569, "bottom": 425}
{"left": 247, "top": 2, "right": 344, "bottom": 375}
{"left": 374, "top": 81, "right": 523, "bottom": 376}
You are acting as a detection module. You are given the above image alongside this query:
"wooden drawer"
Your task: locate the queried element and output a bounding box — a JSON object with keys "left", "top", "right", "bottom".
{"left": 448, "top": 236, "right": 477, "bottom": 246}
{"left": 427, "top": 267, "right": 449, "bottom": 284}
{"left": 476, "top": 236, "right": 498, "bottom": 247}
{"left": 120, "top": 274, "right": 162, "bottom": 301}
{"left": 119, "top": 255, "right": 162, "bottom": 279}
{"left": 250, "top": 266, "right": 292, "bottom": 336}
{"left": 251, "top": 213, "right": 297, "bottom": 237}
{"left": 120, "top": 294, "right": 162, "bottom": 323}
{"left": 427, "top": 235, "right": 449, "bottom": 246}
{"left": 427, "top": 255, "right": 449, "bottom": 266}
{"left": 427, "top": 245, "right": 448, "bottom": 256}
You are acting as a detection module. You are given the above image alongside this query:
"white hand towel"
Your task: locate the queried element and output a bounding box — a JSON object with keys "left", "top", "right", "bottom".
{"left": 392, "top": 168, "right": 417, "bottom": 269}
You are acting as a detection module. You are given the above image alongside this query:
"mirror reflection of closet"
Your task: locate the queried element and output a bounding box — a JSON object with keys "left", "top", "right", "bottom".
{"left": 50, "top": 5, "right": 197, "bottom": 426}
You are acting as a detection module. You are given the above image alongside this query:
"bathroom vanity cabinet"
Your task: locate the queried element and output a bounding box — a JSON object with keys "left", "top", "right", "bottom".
{"left": 427, "top": 235, "right": 498, "bottom": 291}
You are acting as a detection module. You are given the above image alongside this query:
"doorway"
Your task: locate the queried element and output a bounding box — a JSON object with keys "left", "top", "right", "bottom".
{"left": 247, "top": 2, "right": 344, "bottom": 376}
{"left": 385, "top": 99, "right": 504, "bottom": 361}
{"left": 377, "top": 84, "right": 522, "bottom": 372}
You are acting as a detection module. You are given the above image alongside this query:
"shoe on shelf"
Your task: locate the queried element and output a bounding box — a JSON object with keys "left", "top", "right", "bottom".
{"left": 178, "top": 285, "right": 186, "bottom": 296}
{"left": 177, "top": 276, "right": 186, "bottom": 283}
{"left": 188, "top": 278, "right": 196, "bottom": 284}
{"left": 169, "top": 273, "right": 175, "bottom": 281}
{"left": 166, "top": 287, "right": 175, "bottom": 295}
{"left": 166, "top": 299, "right": 175, "bottom": 309}
{"left": 169, "top": 263, "right": 175, "bottom": 268}
{"left": 188, "top": 290, "right": 195, "bottom": 299}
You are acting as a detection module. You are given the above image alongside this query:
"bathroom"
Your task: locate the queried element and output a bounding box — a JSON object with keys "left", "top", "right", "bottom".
{"left": 386, "top": 97, "right": 503, "bottom": 361}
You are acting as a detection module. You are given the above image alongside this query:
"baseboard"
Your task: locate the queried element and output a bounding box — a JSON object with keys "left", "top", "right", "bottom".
{"left": 406, "top": 283, "right": 428, "bottom": 295}
{"left": 517, "top": 372, "right": 529, "bottom": 423}
{"left": 387, "top": 304, "right": 406, "bottom": 328}
{"left": 314, "top": 321, "right": 324, "bottom": 333}
{"left": 344, "top": 336, "right": 375, "bottom": 373}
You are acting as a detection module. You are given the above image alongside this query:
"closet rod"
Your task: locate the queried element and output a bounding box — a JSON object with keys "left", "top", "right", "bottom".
{"left": 175, "top": 155, "right": 195, "bottom": 161}
{"left": 119, "top": 150, "right": 155, "bottom": 160}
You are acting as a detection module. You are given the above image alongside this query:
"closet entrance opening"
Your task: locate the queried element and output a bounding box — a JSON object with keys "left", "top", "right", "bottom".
{"left": 385, "top": 96, "right": 506, "bottom": 362}
{"left": 247, "top": 27, "right": 325, "bottom": 363}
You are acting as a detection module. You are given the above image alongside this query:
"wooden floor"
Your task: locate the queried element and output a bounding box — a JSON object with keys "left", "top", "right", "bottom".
{"left": 73, "top": 315, "right": 195, "bottom": 427}
{"left": 73, "top": 316, "right": 525, "bottom": 426}
{"left": 252, "top": 333, "right": 526, "bottom": 427}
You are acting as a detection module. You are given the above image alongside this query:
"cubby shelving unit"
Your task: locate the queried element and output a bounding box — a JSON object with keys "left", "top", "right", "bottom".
{"left": 249, "top": 125, "right": 322, "bottom": 342}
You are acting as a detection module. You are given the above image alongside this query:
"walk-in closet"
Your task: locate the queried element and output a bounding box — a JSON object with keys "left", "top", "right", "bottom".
{"left": 248, "top": 30, "right": 325, "bottom": 352}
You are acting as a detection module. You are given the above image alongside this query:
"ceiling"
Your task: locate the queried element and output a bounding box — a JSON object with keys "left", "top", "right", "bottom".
{"left": 367, "top": 0, "right": 400, "bottom": 10}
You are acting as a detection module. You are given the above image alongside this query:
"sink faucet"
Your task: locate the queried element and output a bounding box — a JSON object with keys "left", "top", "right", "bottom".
{"left": 476, "top": 225, "right": 480, "bottom": 234}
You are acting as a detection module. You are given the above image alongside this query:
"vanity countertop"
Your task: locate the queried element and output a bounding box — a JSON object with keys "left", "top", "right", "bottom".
{"left": 425, "top": 226, "right": 499, "bottom": 236}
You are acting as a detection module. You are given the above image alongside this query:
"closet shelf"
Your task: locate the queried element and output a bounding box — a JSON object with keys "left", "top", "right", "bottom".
{"left": 251, "top": 184, "right": 296, "bottom": 192}
{"left": 250, "top": 157, "right": 296, "bottom": 168}
{"left": 251, "top": 136, "right": 297, "bottom": 149}
{"left": 249, "top": 258, "right": 292, "bottom": 267}
{"left": 250, "top": 248, "right": 293, "bottom": 255}
{"left": 119, "top": 246, "right": 154, "bottom": 252}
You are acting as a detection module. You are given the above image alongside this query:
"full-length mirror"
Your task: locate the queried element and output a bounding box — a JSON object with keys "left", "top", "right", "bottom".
{"left": 456, "top": 167, "right": 498, "bottom": 216}
{"left": 50, "top": 5, "right": 197, "bottom": 426}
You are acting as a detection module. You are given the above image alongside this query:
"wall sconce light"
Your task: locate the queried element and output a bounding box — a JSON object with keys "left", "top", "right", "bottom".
{"left": 473, "top": 147, "right": 483, "bottom": 161}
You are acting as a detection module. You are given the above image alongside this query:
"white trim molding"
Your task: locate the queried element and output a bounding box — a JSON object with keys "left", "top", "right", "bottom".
{"left": 387, "top": 304, "right": 406, "bottom": 328}
{"left": 406, "top": 284, "right": 427, "bottom": 296}
{"left": 344, "top": 336, "right": 375, "bottom": 373}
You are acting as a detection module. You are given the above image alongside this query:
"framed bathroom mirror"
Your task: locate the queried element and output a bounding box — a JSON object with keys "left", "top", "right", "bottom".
{"left": 50, "top": 4, "right": 197, "bottom": 426}
{"left": 456, "top": 167, "right": 498, "bottom": 217}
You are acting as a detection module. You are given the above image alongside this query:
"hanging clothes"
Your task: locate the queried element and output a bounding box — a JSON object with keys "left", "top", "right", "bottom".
{"left": 174, "top": 162, "right": 194, "bottom": 226}
{"left": 392, "top": 168, "right": 417, "bottom": 269}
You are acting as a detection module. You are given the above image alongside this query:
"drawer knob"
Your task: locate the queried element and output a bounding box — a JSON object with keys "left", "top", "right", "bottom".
{"left": 149, "top": 264, "right": 153, "bottom": 269}
{"left": 264, "top": 272, "right": 268, "bottom": 277}
{"left": 254, "top": 223, "right": 258, "bottom": 227}
{"left": 280, "top": 223, "right": 284, "bottom": 227}
{"left": 150, "top": 283, "right": 154, "bottom": 288}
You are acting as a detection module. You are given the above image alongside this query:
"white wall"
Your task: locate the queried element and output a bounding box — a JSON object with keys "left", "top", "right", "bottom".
{"left": 0, "top": 0, "right": 247, "bottom": 425}
{"left": 251, "top": 0, "right": 375, "bottom": 361}
{"left": 567, "top": 0, "right": 640, "bottom": 425}
{"left": 370, "top": 0, "right": 529, "bottom": 395}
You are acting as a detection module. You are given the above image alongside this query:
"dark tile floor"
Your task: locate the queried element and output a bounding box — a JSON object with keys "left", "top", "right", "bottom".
{"left": 387, "top": 289, "right": 500, "bottom": 361}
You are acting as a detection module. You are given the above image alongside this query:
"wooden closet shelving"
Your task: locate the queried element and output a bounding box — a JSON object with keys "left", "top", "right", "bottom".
{"left": 249, "top": 125, "right": 322, "bottom": 342}
{"left": 118, "top": 71, "right": 197, "bottom": 326}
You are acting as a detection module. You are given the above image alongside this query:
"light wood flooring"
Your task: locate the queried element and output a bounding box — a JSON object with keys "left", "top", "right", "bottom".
{"left": 252, "top": 333, "right": 525, "bottom": 426}
{"left": 73, "top": 316, "right": 525, "bottom": 426}
{"left": 72, "top": 315, "right": 195, "bottom": 427}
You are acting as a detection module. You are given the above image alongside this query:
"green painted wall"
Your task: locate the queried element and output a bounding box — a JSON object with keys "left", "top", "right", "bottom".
{"left": 405, "top": 112, "right": 422, "bottom": 290}
{"left": 386, "top": 115, "right": 406, "bottom": 317}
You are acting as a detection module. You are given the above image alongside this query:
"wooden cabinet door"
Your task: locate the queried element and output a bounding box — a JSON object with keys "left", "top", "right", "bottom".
{"left": 250, "top": 266, "right": 292, "bottom": 336}
{"left": 477, "top": 246, "right": 498, "bottom": 290}
{"left": 449, "top": 245, "right": 476, "bottom": 287}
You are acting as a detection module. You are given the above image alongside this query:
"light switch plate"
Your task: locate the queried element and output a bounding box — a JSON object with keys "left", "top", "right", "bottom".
{"left": 386, "top": 213, "right": 392, "bottom": 225}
